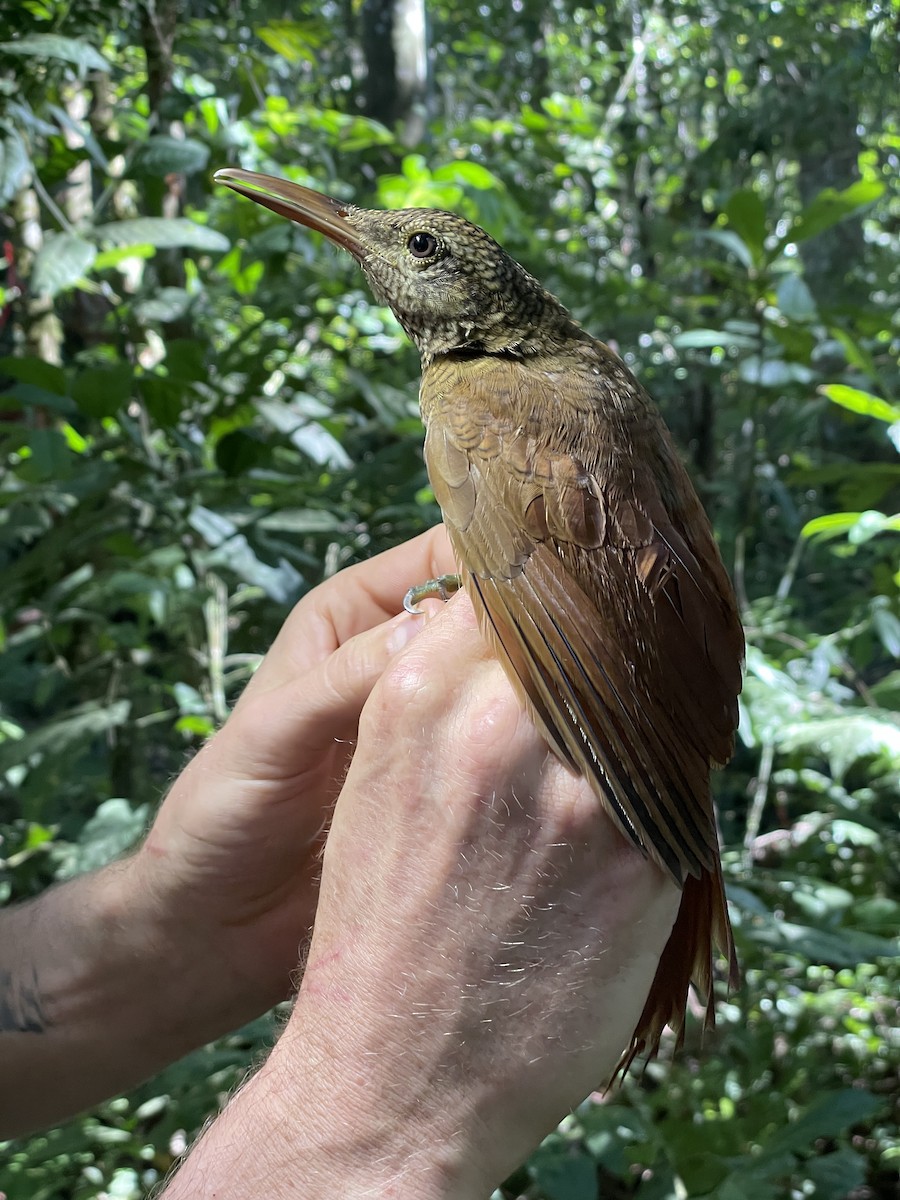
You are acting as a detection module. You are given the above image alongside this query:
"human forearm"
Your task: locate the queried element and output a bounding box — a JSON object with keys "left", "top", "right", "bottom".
{"left": 0, "top": 856, "right": 248, "bottom": 1139}
{"left": 160, "top": 1030, "right": 485, "bottom": 1200}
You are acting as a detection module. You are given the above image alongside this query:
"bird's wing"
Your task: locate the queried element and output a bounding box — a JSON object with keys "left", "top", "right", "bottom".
{"left": 422, "top": 353, "right": 744, "bottom": 886}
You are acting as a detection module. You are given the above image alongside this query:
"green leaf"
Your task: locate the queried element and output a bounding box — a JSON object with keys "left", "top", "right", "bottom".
{"left": 165, "top": 340, "right": 206, "bottom": 382}
{"left": 819, "top": 384, "right": 900, "bottom": 425}
{"left": 92, "top": 217, "right": 229, "bottom": 252}
{"left": 696, "top": 228, "right": 755, "bottom": 270}
{"left": 530, "top": 1147, "right": 598, "bottom": 1200}
{"left": 846, "top": 510, "right": 900, "bottom": 544}
{"left": 131, "top": 135, "right": 210, "bottom": 177}
{"left": 47, "top": 102, "right": 109, "bottom": 169}
{"left": 806, "top": 1149, "right": 868, "bottom": 1200}
{"left": 802, "top": 512, "right": 864, "bottom": 540}
{"left": 725, "top": 189, "right": 767, "bottom": 262}
{"left": 0, "top": 120, "right": 31, "bottom": 206}
{"left": 829, "top": 327, "right": 880, "bottom": 380}
{"left": 201, "top": 535, "right": 303, "bottom": 603}
{"left": 0, "top": 34, "right": 110, "bottom": 72}
{"left": 31, "top": 233, "right": 97, "bottom": 298}
{"left": 189, "top": 505, "right": 236, "bottom": 547}
{"left": 830, "top": 820, "right": 881, "bottom": 848}
{"left": 738, "top": 356, "right": 814, "bottom": 386}
{"left": 804, "top": 510, "right": 900, "bottom": 544}
{"left": 776, "top": 274, "right": 816, "bottom": 321}
{"left": 746, "top": 917, "right": 899, "bottom": 966}
{"left": 0, "top": 382, "right": 76, "bottom": 414}
{"left": 71, "top": 363, "right": 134, "bottom": 418}
{"left": 784, "top": 180, "right": 885, "bottom": 246}
{"left": 872, "top": 602, "right": 900, "bottom": 657}
{"left": 215, "top": 430, "right": 268, "bottom": 476}
{"left": 257, "top": 19, "right": 325, "bottom": 63}
{"left": 0, "top": 356, "right": 66, "bottom": 394}
{"left": 23, "top": 429, "right": 72, "bottom": 481}
{"left": 134, "top": 287, "right": 193, "bottom": 324}
{"left": 673, "top": 328, "right": 759, "bottom": 350}
{"left": 337, "top": 115, "right": 395, "bottom": 152}
{"left": 139, "top": 375, "right": 184, "bottom": 426}
{"left": 763, "top": 1090, "right": 882, "bottom": 1158}
{"left": 0, "top": 700, "right": 130, "bottom": 774}
{"left": 434, "top": 161, "right": 502, "bottom": 191}
{"left": 176, "top": 714, "right": 216, "bottom": 737}
{"left": 56, "top": 799, "right": 149, "bottom": 877}
{"left": 258, "top": 509, "right": 346, "bottom": 534}
{"left": 780, "top": 712, "right": 900, "bottom": 775}
{"left": 93, "top": 243, "right": 156, "bottom": 270}
{"left": 256, "top": 399, "right": 352, "bottom": 468}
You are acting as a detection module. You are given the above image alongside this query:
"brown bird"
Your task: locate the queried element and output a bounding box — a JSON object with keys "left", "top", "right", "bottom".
{"left": 215, "top": 167, "right": 743, "bottom": 1070}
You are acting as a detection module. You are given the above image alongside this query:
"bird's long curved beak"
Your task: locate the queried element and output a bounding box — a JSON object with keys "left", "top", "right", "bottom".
{"left": 214, "top": 168, "right": 365, "bottom": 259}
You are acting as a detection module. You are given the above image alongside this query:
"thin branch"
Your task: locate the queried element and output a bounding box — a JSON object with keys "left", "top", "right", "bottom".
{"left": 775, "top": 534, "right": 806, "bottom": 603}
{"left": 204, "top": 573, "right": 230, "bottom": 726}
{"left": 30, "top": 173, "right": 75, "bottom": 235}
{"left": 744, "top": 740, "right": 775, "bottom": 871}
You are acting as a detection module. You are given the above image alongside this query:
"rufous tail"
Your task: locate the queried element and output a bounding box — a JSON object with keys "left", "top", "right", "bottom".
{"left": 615, "top": 864, "right": 739, "bottom": 1079}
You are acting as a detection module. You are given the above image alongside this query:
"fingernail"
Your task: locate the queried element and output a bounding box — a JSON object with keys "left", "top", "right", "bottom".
{"left": 386, "top": 612, "right": 423, "bottom": 654}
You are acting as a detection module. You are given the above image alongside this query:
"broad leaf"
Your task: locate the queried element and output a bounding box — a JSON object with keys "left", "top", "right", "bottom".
{"left": 0, "top": 700, "right": 130, "bottom": 774}
{"left": 21, "top": 429, "right": 72, "bottom": 481}
{"left": 72, "top": 363, "right": 134, "bottom": 418}
{"left": 31, "top": 233, "right": 97, "bottom": 297}
{"left": 696, "top": 228, "right": 755, "bottom": 270}
{"left": 0, "top": 356, "right": 66, "bottom": 394}
{"left": 131, "top": 135, "right": 210, "bottom": 177}
{"left": 673, "top": 328, "right": 758, "bottom": 350}
{"left": 256, "top": 19, "right": 326, "bottom": 63}
{"left": 763, "top": 1090, "right": 883, "bottom": 1158}
{"left": 56, "top": 798, "right": 149, "bottom": 877}
{"left": 777, "top": 274, "right": 817, "bottom": 321}
{"left": 92, "top": 217, "right": 229, "bottom": 252}
{"left": 803, "top": 511, "right": 900, "bottom": 543}
{"left": 530, "top": 1147, "right": 598, "bottom": 1200}
{"left": 725, "top": 189, "right": 767, "bottom": 262}
{"left": 806, "top": 1149, "right": 868, "bottom": 1200}
{"left": 0, "top": 34, "right": 110, "bottom": 72}
{"left": 738, "top": 356, "right": 813, "bottom": 386}
{"left": 780, "top": 711, "right": 900, "bottom": 775}
{"left": 783, "top": 180, "right": 885, "bottom": 246}
{"left": 819, "top": 384, "right": 900, "bottom": 425}
{"left": 0, "top": 120, "right": 30, "bottom": 205}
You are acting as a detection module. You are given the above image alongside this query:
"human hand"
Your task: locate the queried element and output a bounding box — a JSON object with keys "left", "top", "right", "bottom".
{"left": 0, "top": 528, "right": 459, "bottom": 1141}
{"left": 130, "top": 525, "right": 456, "bottom": 1031}
{"left": 163, "top": 593, "right": 680, "bottom": 1199}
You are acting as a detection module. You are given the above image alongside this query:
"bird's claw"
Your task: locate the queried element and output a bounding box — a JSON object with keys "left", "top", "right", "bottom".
{"left": 403, "top": 574, "right": 463, "bottom": 614}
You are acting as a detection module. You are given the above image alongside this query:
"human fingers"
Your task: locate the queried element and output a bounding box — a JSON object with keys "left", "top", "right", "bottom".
{"left": 139, "top": 608, "right": 428, "bottom": 938}
{"left": 248, "top": 524, "right": 456, "bottom": 695}
{"left": 221, "top": 608, "right": 428, "bottom": 782}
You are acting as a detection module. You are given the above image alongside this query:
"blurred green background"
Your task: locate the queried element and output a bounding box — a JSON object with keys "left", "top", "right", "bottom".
{"left": 0, "top": 1, "right": 897, "bottom": 1197}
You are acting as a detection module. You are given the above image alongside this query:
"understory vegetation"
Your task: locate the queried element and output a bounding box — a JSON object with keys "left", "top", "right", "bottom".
{"left": 0, "top": 1, "right": 897, "bottom": 1196}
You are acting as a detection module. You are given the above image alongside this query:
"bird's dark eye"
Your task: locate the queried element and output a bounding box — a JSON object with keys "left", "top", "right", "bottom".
{"left": 407, "top": 231, "right": 438, "bottom": 259}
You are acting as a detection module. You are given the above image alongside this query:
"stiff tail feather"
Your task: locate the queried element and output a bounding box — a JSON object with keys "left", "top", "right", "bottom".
{"left": 615, "top": 864, "right": 739, "bottom": 1079}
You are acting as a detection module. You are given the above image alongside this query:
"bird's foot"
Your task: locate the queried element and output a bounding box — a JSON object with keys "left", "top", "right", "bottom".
{"left": 403, "top": 574, "right": 462, "bottom": 614}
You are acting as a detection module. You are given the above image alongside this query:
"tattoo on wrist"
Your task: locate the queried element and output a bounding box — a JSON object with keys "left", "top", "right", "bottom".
{"left": 0, "top": 966, "right": 48, "bottom": 1034}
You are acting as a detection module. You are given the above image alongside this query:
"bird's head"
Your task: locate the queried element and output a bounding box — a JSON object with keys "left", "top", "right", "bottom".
{"left": 215, "top": 168, "right": 578, "bottom": 362}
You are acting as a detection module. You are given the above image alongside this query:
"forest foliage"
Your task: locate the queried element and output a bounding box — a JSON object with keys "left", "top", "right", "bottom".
{"left": 0, "top": 0, "right": 898, "bottom": 1197}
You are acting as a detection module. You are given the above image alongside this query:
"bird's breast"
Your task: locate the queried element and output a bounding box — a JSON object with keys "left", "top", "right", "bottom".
{"left": 420, "top": 348, "right": 659, "bottom": 484}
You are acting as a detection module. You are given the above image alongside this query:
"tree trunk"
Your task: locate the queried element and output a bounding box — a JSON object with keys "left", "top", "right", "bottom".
{"left": 140, "top": 0, "right": 192, "bottom": 339}
{"left": 12, "top": 182, "right": 63, "bottom": 371}
{"left": 361, "top": 0, "right": 430, "bottom": 146}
